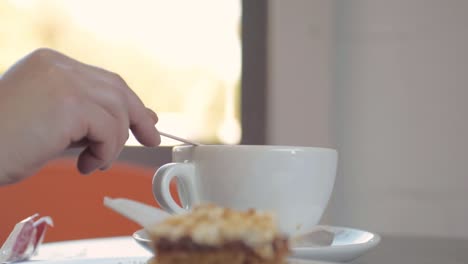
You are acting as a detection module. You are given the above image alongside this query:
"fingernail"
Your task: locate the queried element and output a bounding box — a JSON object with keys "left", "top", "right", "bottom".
{"left": 100, "top": 164, "right": 111, "bottom": 171}
{"left": 79, "top": 166, "right": 94, "bottom": 175}
{"left": 155, "top": 133, "right": 161, "bottom": 145}
{"left": 78, "top": 162, "right": 99, "bottom": 175}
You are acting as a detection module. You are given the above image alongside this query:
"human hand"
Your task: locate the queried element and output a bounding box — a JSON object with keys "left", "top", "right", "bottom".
{"left": 0, "top": 48, "right": 160, "bottom": 185}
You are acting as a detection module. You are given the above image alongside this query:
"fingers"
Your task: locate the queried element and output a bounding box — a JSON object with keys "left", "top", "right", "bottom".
{"left": 144, "top": 108, "right": 161, "bottom": 144}
{"left": 76, "top": 104, "right": 121, "bottom": 174}
{"left": 77, "top": 145, "right": 108, "bottom": 174}
{"left": 65, "top": 59, "right": 160, "bottom": 174}
{"left": 79, "top": 63, "right": 161, "bottom": 147}
{"left": 83, "top": 79, "right": 131, "bottom": 152}
{"left": 75, "top": 79, "right": 157, "bottom": 174}
{"left": 116, "top": 80, "right": 161, "bottom": 147}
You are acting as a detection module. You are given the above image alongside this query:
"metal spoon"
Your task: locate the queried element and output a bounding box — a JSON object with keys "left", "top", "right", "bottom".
{"left": 158, "top": 131, "right": 201, "bottom": 146}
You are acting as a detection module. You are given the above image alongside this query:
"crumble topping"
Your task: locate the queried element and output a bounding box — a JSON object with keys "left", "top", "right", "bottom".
{"left": 148, "top": 204, "right": 284, "bottom": 258}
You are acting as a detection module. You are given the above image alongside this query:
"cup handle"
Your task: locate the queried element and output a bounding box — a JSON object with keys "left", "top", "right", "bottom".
{"left": 152, "top": 163, "right": 195, "bottom": 214}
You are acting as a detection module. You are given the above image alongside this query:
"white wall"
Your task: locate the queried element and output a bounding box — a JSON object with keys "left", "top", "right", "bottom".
{"left": 267, "top": 0, "right": 468, "bottom": 238}
{"left": 267, "top": 0, "right": 334, "bottom": 148}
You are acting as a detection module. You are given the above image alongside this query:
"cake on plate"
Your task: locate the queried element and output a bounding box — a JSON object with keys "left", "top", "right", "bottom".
{"left": 147, "top": 204, "right": 289, "bottom": 264}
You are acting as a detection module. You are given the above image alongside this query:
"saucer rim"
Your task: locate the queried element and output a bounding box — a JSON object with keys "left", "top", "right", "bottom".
{"left": 132, "top": 225, "right": 381, "bottom": 251}
{"left": 292, "top": 225, "right": 381, "bottom": 251}
{"left": 132, "top": 226, "right": 380, "bottom": 262}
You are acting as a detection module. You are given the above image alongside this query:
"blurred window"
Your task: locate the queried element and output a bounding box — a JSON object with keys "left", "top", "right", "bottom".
{"left": 0, "top": 0, "right": 242, "bottom": 145}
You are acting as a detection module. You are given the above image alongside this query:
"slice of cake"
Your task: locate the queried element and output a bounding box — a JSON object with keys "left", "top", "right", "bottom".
{"left": 147, "top": 204, "right": 289, "bottom": 264}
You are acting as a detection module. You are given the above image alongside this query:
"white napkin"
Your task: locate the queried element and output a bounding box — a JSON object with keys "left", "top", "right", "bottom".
{"left": 103, "top": 197, "right": 170, "bottom": 229}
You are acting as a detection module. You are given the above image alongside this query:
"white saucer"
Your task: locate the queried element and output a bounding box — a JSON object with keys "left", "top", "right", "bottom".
{"left": 291, "top": 226, "right": 380, "bottom": 262}
{"left": 133, "top": 225, "right": 380, "bottom": 263}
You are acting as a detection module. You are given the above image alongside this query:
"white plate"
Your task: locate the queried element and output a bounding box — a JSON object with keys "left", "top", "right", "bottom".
{"left": 133, "top": 225, "right": 380, "bottom": 263}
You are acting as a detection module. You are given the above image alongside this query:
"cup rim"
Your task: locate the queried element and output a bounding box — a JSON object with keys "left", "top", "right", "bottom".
{"left": 173, "top": 144, "right": 337, "bottom": 153}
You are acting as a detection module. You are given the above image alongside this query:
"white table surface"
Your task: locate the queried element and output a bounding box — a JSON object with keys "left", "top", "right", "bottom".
{"left": 22, "top": 234, "right": 468, "bottom": 264}
{"left": 23, "top": 236, "right": 152, "bottom": 264}
{"left": 22, "top": 236, "right": 333, "bottom": 264}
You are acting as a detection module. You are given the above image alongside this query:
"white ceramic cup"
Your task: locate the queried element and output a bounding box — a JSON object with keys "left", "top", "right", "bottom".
{"left": 152, "top": 145, "right": 337, "bottom": 236}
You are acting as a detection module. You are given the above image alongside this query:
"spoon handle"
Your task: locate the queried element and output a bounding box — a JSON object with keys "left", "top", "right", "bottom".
{"left": 159, "top": 131, "right": 201, "bottom": 146}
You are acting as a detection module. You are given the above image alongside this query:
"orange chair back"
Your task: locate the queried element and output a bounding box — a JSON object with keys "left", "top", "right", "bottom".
{"left": 0, "top": 158, "right": 179, "bottom": 243}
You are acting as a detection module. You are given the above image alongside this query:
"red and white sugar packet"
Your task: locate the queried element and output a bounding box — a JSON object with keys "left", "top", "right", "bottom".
{"left": 0, "top": 214, "right": 53, "bottom": 263}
